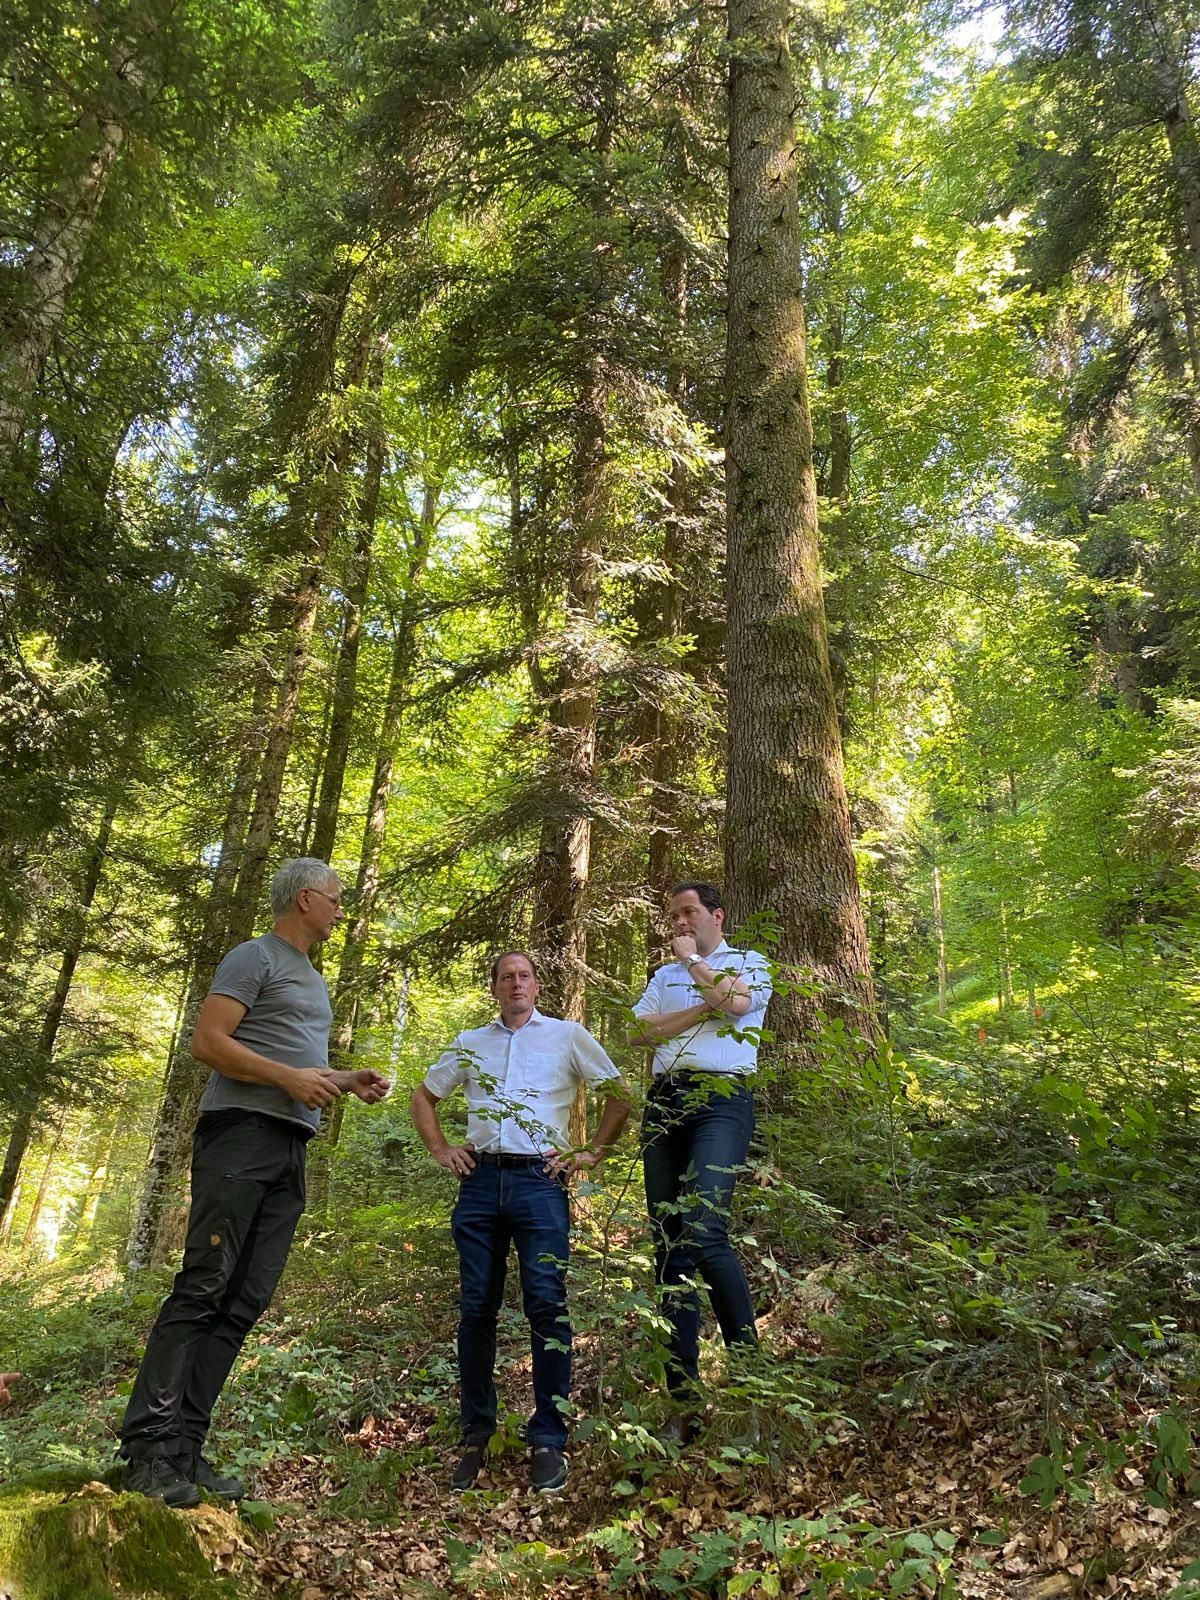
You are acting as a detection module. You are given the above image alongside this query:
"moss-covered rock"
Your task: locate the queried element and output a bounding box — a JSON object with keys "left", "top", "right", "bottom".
{"left": 0, "top": 1472, "right": 258, "bottom": 1600}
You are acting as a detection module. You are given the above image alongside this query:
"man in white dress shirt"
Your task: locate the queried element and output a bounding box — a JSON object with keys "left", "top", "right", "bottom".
{"left": 410, "top": 951, "right": 630, "bottom": 1492}
{"left": 631, "top": 881, "right": 772, "bottom": 1441}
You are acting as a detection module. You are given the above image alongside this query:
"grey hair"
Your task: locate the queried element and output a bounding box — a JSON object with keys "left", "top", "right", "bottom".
{"left": 270, "top": 857, "right": 338, "bottom": 918}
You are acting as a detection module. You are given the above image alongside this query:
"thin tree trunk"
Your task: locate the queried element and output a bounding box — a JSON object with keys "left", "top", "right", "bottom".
{"left": 999, "top": 900, "right": 1014, "bottom": 1010}
{"left": 70, "top": 1103, "right": 123, "bottom": 1252}
{"left": 533, "top": 359, "right": 608, "bottom": 1149}
{"left": 723, "top": 0, "right": 875, "bottom": 1051}
{"left": 21, "top": 1109, "right": 69, "bottom": 1253}
{"left": 128, "top": 667, "right": 273, "bottom": 1271}
{"left": 532, "top": 359, "right": 606, "bottom": 1022}
{"left": 0, "top": 780, "right": 121, "bottom": 1225}
{"left": 646, "top": 222, "right": 690, "bottom": 945}
{"left": 1144, "top": 277, "right": 1200, "bottom": 487}
{"left": 310, "top": 335, "right": 389, "bottom": 863}
{"left": 0, "top": 1179, "right": 21, "bottom": 1247}
{"left": 135, "top": 305, "right": 378, "bottom": 1261}
{"left": 932, "top": 862, "right": 948, "bottom": 1016}
{"left": 300, "top": 683, "right": 334, "bottom": 857}
{"left": 0, "top": 39, "right": 144, "bottom": 467}
{"left": 1175, "top": 242, "right": 1200, "bottom": 381}
{"left": 227, "top": 319, "right": 375, "bottom": 940}
{"left": 1152, "top": 24, "right": 1200, "bottom": 300}
{"left": 309, "top": 483, "right": 439, "bottom": 1199}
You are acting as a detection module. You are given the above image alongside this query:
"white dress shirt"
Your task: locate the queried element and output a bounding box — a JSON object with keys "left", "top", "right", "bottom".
{"left": 423, "top": 1008, "right": 621, "bottom": 1154}
{"left": 632, "top": 940, "right": 772, "bottom": 1077}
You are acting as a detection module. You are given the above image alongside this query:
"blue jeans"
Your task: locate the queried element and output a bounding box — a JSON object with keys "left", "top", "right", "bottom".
{"left": 450, "top": 1161, "right": 572, "bottom": 1450}
{"left": 642, "top": 1073, "right": 758, "bottom": 1398}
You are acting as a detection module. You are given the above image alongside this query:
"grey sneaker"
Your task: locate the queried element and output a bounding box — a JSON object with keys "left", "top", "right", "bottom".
{"left": 530, "top": 1446, "right": 568, "bottom": 1493}
{"left": 123, "top": 1455, "right": 201, "bottom": 1508}
{"left": 726, "top": 1405, "right": 763, "bottom": 1452}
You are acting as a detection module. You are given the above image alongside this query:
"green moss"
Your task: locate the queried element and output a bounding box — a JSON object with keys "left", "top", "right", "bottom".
{"left": 0, "top": 1478, "right": 253, "bottom": 1600}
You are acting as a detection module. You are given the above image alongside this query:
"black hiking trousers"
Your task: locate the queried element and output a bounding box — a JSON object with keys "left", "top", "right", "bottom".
{"left": 120, "top": 1111, "right": 307, "bottom": 1463}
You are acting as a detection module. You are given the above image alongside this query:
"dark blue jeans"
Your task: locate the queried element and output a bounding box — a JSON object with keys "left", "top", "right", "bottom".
{"left": 450, "top": 1161, "right": 572, "bottom": 1450}
{"left": 642, "top": 1072, "right": 758, "bottom": 1398}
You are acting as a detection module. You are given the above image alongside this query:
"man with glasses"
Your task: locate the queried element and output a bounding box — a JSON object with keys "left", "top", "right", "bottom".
{"left": 120, "top": 857, "right": 389, "bottom": 1507}
{"left": 631, "top": 880, "right": 772, "bottom": 1443}
{"left": 410, "top": 950, "right": 630, "bottom": 1494}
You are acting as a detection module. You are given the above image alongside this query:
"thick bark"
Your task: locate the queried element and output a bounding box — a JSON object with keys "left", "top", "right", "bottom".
{"left": 0, "top": 782, "right": 121, "bottom": 1227}
{"left": 310, "top": 335, "right": 389, "bottom": 863}
{"left": 723, "top": 0, "right": 875, "bottom": 1047}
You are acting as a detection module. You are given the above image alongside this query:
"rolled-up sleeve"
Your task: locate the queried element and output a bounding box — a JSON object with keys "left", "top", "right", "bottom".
{"left": 570, "top": 1025, "right": 621, "bottom": 1085}
{"left": 631, "top": 971, "right": 662, "bottom": 1021}
{"left": 743, "top": 951, "right": 773, "bottom": 1011}
{"left": 423, "top": 1035, "right": 469, "bottom": 1099}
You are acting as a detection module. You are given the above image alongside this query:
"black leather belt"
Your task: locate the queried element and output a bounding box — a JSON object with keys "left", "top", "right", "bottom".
{"left": 476, "top": 1151, "right": 548, "bottom": 1168}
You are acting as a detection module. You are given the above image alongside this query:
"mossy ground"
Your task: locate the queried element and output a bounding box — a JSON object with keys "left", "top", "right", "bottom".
{"left": 0, "top": 1469, "right": 256, "bottom": 1600}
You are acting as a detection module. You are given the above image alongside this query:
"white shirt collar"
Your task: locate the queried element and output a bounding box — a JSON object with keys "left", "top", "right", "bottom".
{"left": 686, "top": 939, "right": 732, "bottom": 964}
{"left": 490, "top": 1006, "right": 546, "bottom": 1034}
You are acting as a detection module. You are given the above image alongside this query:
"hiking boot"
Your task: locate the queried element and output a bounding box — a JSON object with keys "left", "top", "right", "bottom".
{"left": 657, "top": 1410, "right": 700, "bottom": 1448}
{"left": 450, "top": 1443, "right": 487, "bottom": 1491}
{"left": 192, "top": 1456, "right": 246, "bottom": 1500}
{"left": 123, "top": 1455, "right": 201, "bottom": 1508}
{"left": 530, "top": 1446, "right": 568, "bottom": 1493}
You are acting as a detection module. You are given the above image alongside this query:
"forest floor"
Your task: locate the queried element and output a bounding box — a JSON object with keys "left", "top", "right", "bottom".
{"left": 251, "top": 1398, "right": 1200, "bottom": 1600}
{"left": 8, "top": 1080, "right": 1200, "bottom": 1599}
{"left": 235, "top": 1290, "right": 1200, "bottom": 1600}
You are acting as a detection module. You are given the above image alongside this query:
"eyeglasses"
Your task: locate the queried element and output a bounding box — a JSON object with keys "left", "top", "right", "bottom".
{"left": 306, "top": 887, "right": 343, "bottom": 910}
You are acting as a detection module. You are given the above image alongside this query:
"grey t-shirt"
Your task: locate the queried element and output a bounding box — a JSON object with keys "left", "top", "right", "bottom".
{"left": 196, "top": 932, "right": 333, "bottom": 1134}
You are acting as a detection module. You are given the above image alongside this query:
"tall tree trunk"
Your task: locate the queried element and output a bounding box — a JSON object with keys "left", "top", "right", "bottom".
{"left": 70, "top": 1100, "right": 123, "bottom": 1252}
{"left": 0, "top": 780, "right": 121, "bottom": 1226}
{"left": 20, "top": 1108, "right": 69, "bottom": 1253}
{"left": 1144, "top": 277, "right": 1200, "bottom": 487}
{"left": 133, "top": 305, "right": 376, "bottom": 1266}
{"left": 300, "top": 683, "right": 334, "bottom": 857}
{"left": 0, "top": 41, "right": 144, "bottom": 467}
{"left": 128, "top": 667, "right": 272, "bottom": 1270}
{"left": 310, "top": 335, "right": 389, "bottom": 863}
{"left": 646, "top": 224, "right": 690, "bottom": 941}
{"left": 308, "top": 486, "right": 437, "bottom": 1200}
{"left": 531, "top": 359, "right": 606, "bottom": 1029}
{"left": 931, "top": 861, "right": 948, "bottom": 1016}
{"left": 723, "top": 0, "right": 875, "bottom": 1048}
{"left": 227, "top": 318, "right": 375, "bottom": 940}
{"left": 531, "top": 361, "right": 607, "bottom": 1149}
{"left": 1152, "top": 25, "right": 1200, "bottom": 301}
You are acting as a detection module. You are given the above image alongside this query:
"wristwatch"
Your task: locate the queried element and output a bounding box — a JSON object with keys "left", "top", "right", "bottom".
{"left": 682, "top": 952, "right": 702, "bottom": 970}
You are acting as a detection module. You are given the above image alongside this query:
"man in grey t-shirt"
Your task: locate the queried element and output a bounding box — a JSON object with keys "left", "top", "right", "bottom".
{"left": 119, "top": 858, "right": 389, "bottom": 1507}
